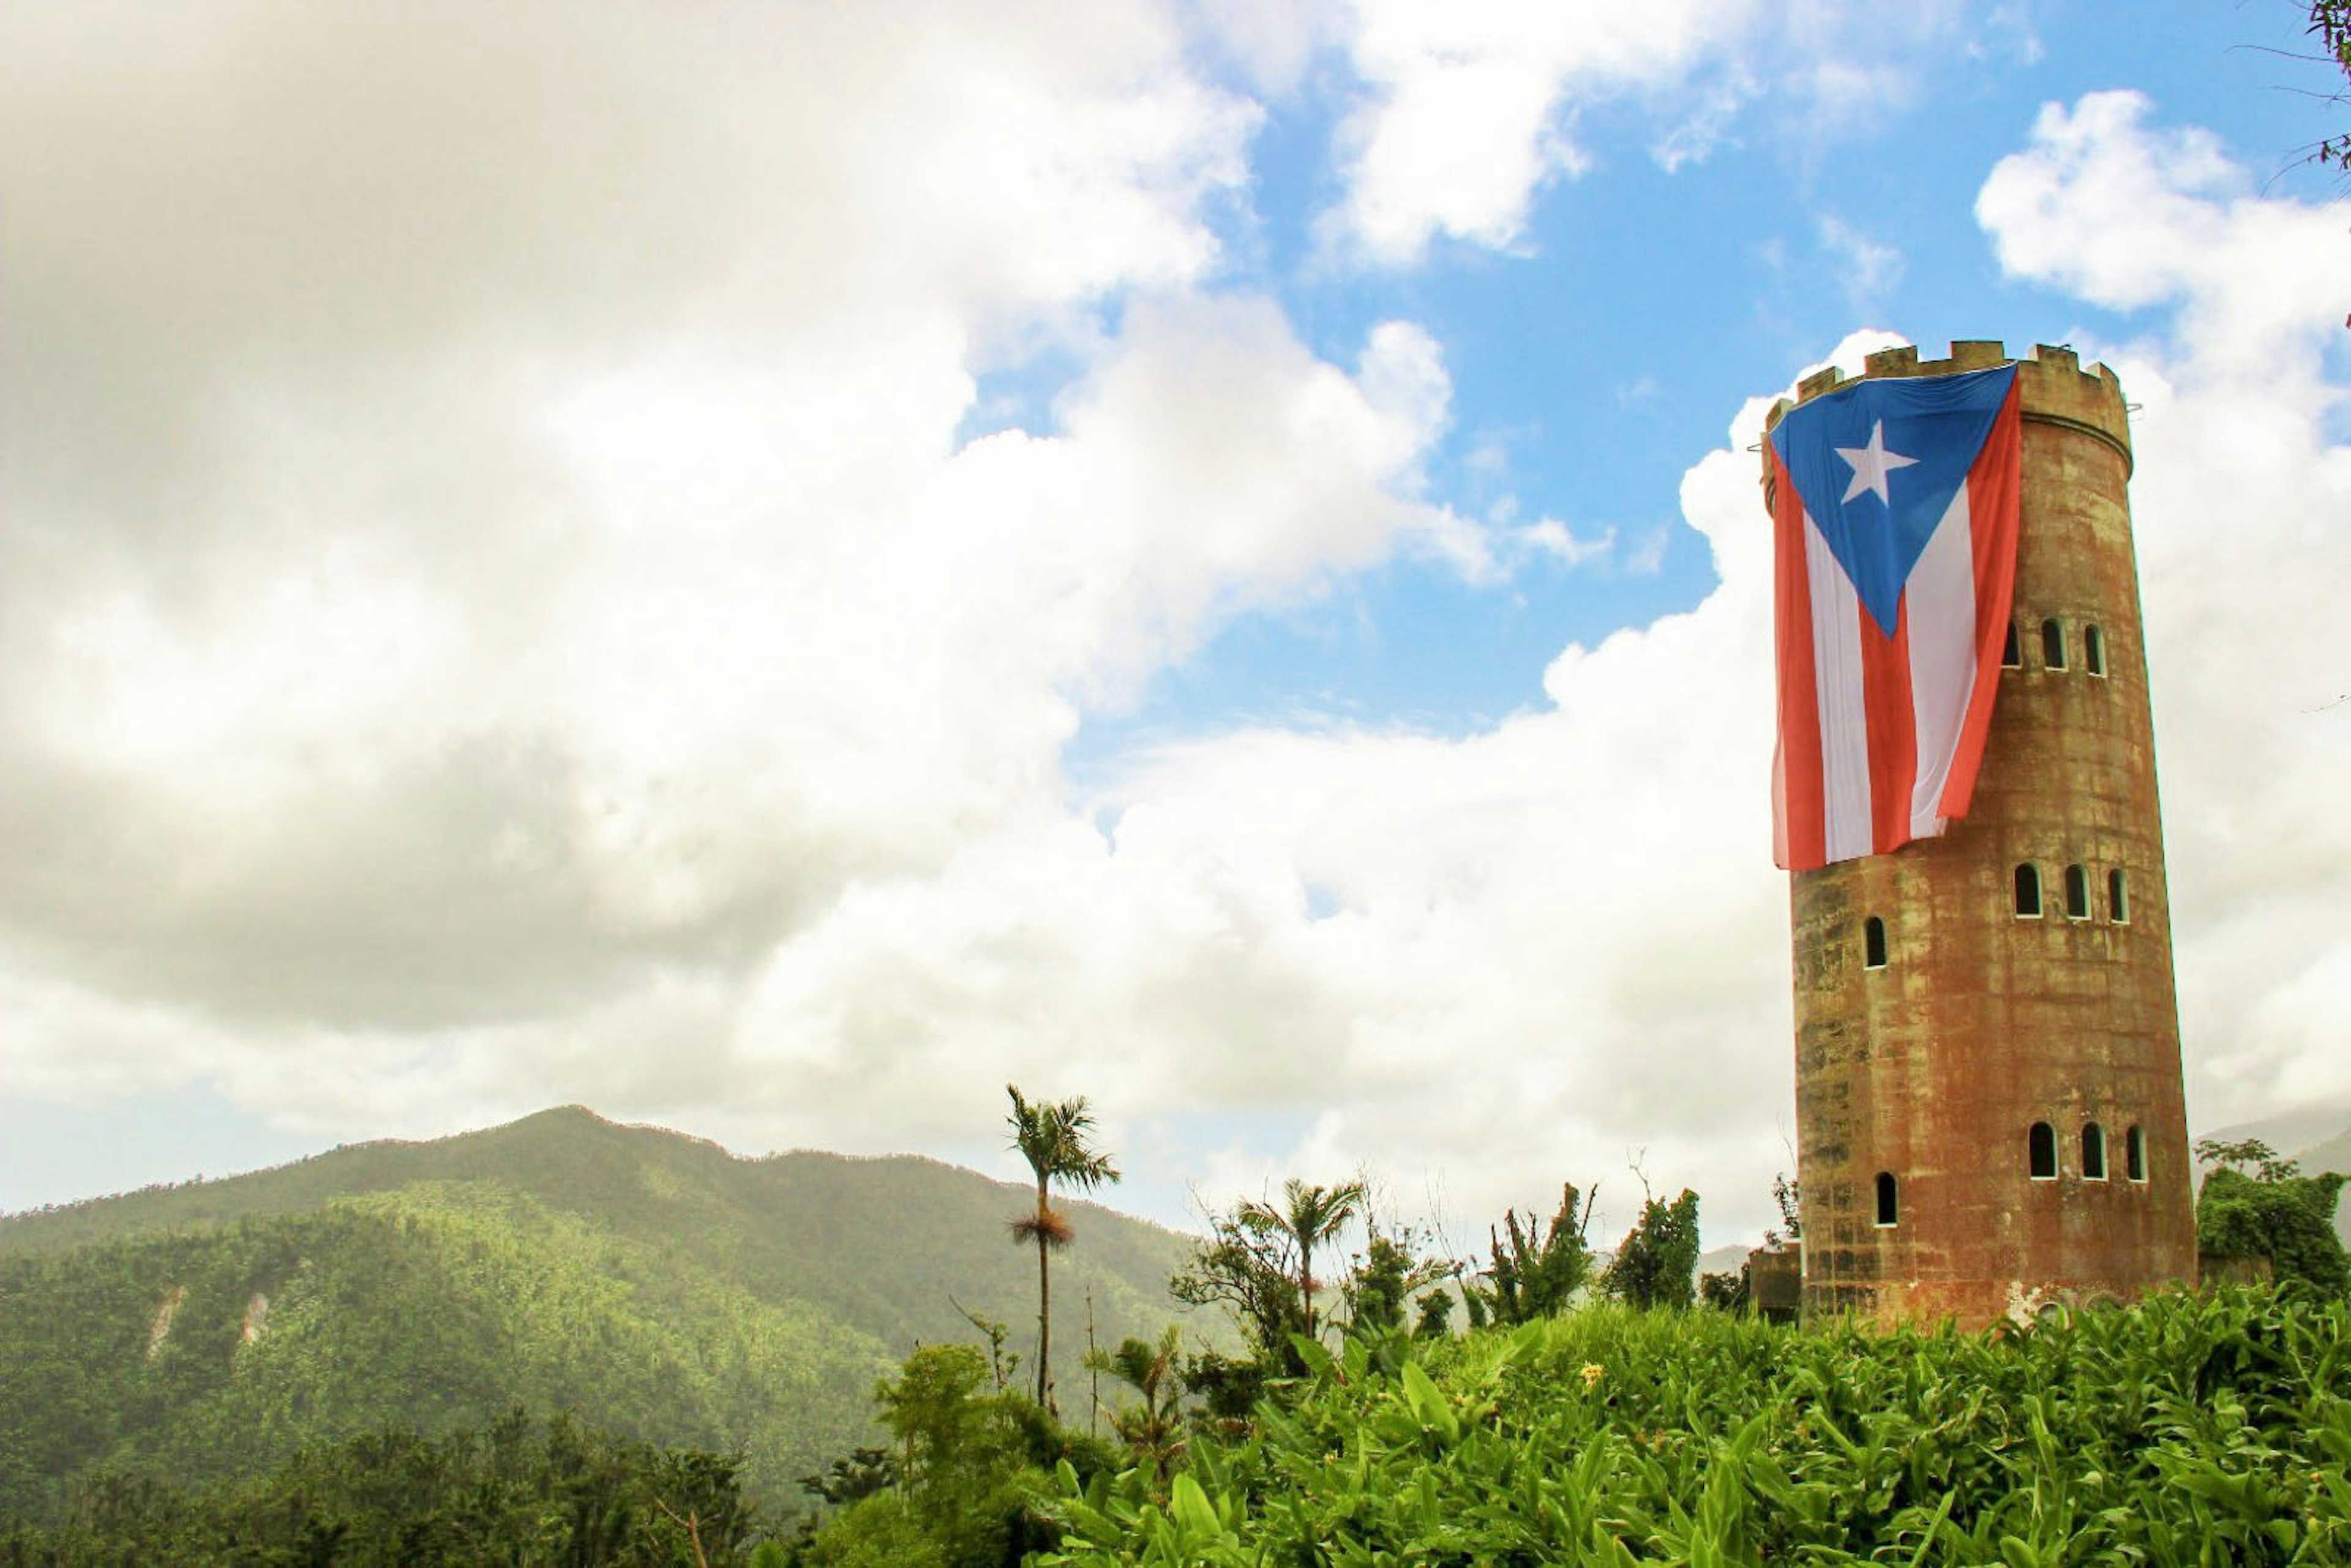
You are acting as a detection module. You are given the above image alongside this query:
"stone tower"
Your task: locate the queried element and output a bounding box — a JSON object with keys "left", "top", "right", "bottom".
{"left": 1763, "top": 340, "right": 2198, "bottom": 1328}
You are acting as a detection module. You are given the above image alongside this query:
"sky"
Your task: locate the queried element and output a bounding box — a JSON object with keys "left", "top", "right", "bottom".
{"left": 2, "top": 0, "right": 2347, "bottom": 1254}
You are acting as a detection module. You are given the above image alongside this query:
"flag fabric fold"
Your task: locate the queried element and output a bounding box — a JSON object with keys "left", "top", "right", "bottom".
{"left": 1768, "top": 363, "right": 2022, "bottom": 871}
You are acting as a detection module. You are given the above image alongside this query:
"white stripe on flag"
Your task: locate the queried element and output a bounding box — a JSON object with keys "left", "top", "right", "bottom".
{"left": 1803, "top": 512, "right": 1871, "bottom": 863}
{"left": 1905, "top": 484, "right": 1978, "bottom": 838}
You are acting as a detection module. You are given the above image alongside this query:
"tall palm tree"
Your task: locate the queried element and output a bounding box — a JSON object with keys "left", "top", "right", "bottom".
{"left": 1005, "top": 1084, "right": 1120, "bottom": 1411}
{"left": 1238, "top": 1177, "right": 1367, "bottom": 1341}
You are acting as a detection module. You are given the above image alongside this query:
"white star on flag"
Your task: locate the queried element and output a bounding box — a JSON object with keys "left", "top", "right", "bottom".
{"left": 1835, "top": 419, "right": 1919, "bottom": 506}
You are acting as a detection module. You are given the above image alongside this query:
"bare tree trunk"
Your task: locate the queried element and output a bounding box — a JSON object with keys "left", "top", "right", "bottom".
{"left": 1034, "top": 1177, "right": 1053, "bottom": 1411}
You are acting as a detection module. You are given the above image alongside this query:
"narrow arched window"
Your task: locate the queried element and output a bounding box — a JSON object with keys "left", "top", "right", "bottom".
{"left": 1863, "top": 916, "right": 1888, "bottom": 970}
{"left": 2064, "top": 865, "right": 2090, "bottom": 920}
{"left": 2001, "top": 620, "right": 2022, "bottom": 668}
{"left": 2084, "top": 624, "right": 2106, "bottom": 677}
{"left": 1875, "top": 1171, "right": 1899, "bottom": 1227}
{"left": 2082, "top": 1122, "right": 2107, "bottom": 1180}
{"left": 2109, "top": 869, "right": 2129, "bottom": 924}
{"left": 2014, "top": 863, "right": 2042, "bottom": 918}
{"left": 2126, "top": 1125, "right": 2147, "bottom": 1182}
{"left": 2041, "top": 618, "right": 2067, "bottom": 670}
{"left": 2029, "top": 1121, "right": 2058, "bottom": 1179}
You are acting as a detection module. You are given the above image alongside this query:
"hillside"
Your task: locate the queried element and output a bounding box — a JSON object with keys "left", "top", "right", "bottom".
{"left": 0, "top": 1108, "right": 1205, "bottom": 1521}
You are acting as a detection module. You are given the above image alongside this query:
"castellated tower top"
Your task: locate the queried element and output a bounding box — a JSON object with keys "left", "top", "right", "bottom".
{"left": 1764, "top": 341, "right": 2132, "bottom": 480}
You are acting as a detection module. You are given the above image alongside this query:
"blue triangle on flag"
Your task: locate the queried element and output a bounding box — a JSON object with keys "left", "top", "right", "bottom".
{"left": 1768, "top": 364, "right": 2015, "bottom": 636}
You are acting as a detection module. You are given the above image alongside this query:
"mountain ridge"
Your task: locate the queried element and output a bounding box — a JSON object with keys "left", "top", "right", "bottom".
{"left": 0, "top": 1105, "right": 1209, "bottom": 1523}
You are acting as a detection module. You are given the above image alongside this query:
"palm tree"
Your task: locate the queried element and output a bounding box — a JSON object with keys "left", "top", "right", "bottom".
{"left": 1005, "top": 1084, "right": 1120, "bottom": 1411}
{"left": 1238, "top": 1177, "right": 1366, "bottom": 1341}
{"left": 1084, "top": 1324, "right": 1188, "bottom": 1491}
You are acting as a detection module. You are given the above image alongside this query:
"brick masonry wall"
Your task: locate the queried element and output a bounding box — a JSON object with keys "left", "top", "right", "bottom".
{"left": 1767, "top": 342, "right": 2200, "bottom": 1329}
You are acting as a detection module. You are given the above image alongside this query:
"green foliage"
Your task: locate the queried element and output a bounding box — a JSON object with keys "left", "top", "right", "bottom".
{"left": 1234, "top": 1179, "right": 1365, "bottom": 1341}
{"left": 1602, "top": 1187, "right": 1701, "bottom": 1311}
{"left": 0, "top": 1109, "right": 1198, "bottom": 1524}
{"left": 797, "top": 1341, "right": 1122, "bottom": 1568}
{"left": 1169, "top": 1178, "right": 1374, "bottom": 1381}
{"left": 1698, "top": 1268, "right": 1749, "bottom": 1311}
{"left": 2316, "top": 1, "right": 2351, "bottom": 166}
{"left": 0, "top": 1407, "right": 771, "bottom": 1566}
{"left": 1168, "top": 1210, "right": 1306, "bottom": 1373}
{"left": 1037, "top": 1288, "right": 2351, "bottom": 1565}
{"left": 1466, "top": 1182, "right": 1597, "bottom": 1326}
{"left": 2198, "top": 1137, "right": 2304, "bottom": 1184}
{"left": 2198, "top": 1165, "right": 2350, "bottom": 1293}
{"left": 1083, "top": 1326, "right": 1189, "bottom": 1490}
{"left": 1340, "top": 1221, "right": 1458, "bottom": 1339}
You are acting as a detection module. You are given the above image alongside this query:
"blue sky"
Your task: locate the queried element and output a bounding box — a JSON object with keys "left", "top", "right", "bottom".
{"left": 1, "top": 0, "right": 2345, "bottom": 1247}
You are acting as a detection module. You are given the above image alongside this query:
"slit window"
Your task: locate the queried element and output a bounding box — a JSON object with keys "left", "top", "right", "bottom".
{"left": 2082, "top": 1122, "right": 2107, "bottom": 1180}
{"left": 1863, "top": 916, "right": 1888, "bottom": 970}
{"left": 2042, "top": 619, "right": 2067, "bottom": 670}
{"left": 2029, "top": 1121, "right": 2058, "bottom": 1179}
{"left": 2002, "top": 620, "right": 2022, "bottom": 668}
{"left": 2085, "top": 625, "right": 2106, "bottom": 677}
{"left": 1875, "top": 1171, "right": 1899, "bottom": 1227}
{"left": 2126, "top": 1125, "right": 2147, "bottom": 1182}
{"left": 2014, "top": 863, "right": 2042, "bottom": 918}
{"left": 2064, "top": 864, "right": 2091, "bottom": 920}
{"left": 2109, "top": 869, "right": 2129, "bottom": 924}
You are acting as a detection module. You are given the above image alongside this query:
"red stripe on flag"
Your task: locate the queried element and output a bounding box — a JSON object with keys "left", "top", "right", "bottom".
{"left": 1859, "top": 598, "right": 1916, "bottom": 856}
{"left": 1771, "top": 450, "right": 1826, "bottom": 871}
{"left": 1937, "top": 384, "right": 2022, "bottom": 819}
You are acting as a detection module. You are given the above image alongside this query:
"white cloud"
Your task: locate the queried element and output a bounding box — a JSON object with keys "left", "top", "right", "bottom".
{"left": 1977, "top": 91, "right": 2351, "bottom": 1128}
{"left": 4, "top": 0, "right": 2345, "bottom": 1273}
{"left": 1817, "top": 215, "right": 1905, "bottom": 310}
{"left": 1321, "top": 0, "right": 1749, "bottom": 263}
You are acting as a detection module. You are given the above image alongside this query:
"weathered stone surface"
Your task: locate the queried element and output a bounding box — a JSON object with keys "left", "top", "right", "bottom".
{"left": 1763, "top": 342, "right": 2199, "bottom": 1329}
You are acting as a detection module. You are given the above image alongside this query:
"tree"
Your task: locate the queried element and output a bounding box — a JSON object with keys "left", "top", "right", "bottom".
{"left": 1170, "top": 1177, "right": 1367, "bottom": 1379}
{"left": 1004, "top": 1086, "right": 1120, "bottom": 1412}
{"left": 1082, "top": 1326, "right": 1188, "bottom": 1492}
{"left": 1169, "top": 1209, "right": 1305, "bottom": 1372}
{"left": 2314, "top": 2, "right": 2351, "bottom": 167}
{"left": 1602, "top": 1187, "right": 1703, "bottom": 1311}
{"left": 1464, "top": 1183, "right": 1597, "bottom": 1326}
{"left": 1237, "top": 1178, "right": 1366, "bottom": 1343}
{"left": 2194, "top": 1138, "right": 2348, "bottom": 1293}
{"left": 1340, "top": 1219, "right": 1461, "bottom": 1338}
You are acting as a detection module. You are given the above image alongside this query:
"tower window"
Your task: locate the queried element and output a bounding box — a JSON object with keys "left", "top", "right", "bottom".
{"left": 2014, "top": 863, "right": 2042, "bottom": 918}
{"left": 2126, "top": 1125, "right": 2147, "bottom": 1182}
{"left": 2109, "top": 869, "right": 2129, "bottom": 924}
{"left": 2085, "top": 624, "right": 2106, "bottom": 677}
{"left": 2029, "top": 1122, "right": 2058, "bottom": 1179}
{"left": 2001, "top": 620, "right": 2022, "bottom": 668}
{"left": 1863, "top": 915, "right": 1888, "bottom": 970}
{"left": 2041, "top": 619, "right": 2067, "bottom": 670}
{"left": 1875, "top": 1171, "right": 1899, "bottom": 1227}
{"left": 2064, "top": 865, "right": 2091, "bottom": 920}
{"left": 2082, "top": 1122, "right": 2107, "bottom": 1180}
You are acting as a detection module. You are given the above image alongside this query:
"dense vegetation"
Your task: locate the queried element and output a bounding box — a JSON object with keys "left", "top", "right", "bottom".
{"left": 0, "top": 1109, "right": 1196, "bottom": 1524}
{"left": 1041, "top": 1287, "right": 2351, "bottom": 1565}
{"left": 0, "top": 1409, "right": 776, "bottom": 1567}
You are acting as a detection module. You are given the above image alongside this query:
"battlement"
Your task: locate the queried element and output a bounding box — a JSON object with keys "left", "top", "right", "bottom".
{"left": 1764, "top": 340, "right": 2131, "bottom": 477}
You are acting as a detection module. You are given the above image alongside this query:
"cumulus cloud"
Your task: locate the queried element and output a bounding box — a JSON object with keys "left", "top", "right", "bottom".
{"left": 2, "top": 0, "right": 2343, "bottom": 1267}
{"left": 1978, "top": 91, "right": 2351, "bottom": 1122}
{"left": 1319, "top": 0, "right": 1752, "bottom": 263}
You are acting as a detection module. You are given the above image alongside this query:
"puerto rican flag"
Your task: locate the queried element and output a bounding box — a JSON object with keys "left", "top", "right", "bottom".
{"left": 1768, "top": 363, "right": 2022, "bottom": 871}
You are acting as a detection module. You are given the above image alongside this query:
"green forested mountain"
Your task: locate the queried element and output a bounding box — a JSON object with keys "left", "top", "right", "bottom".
{"left": 0, "top": 1108, "right": 1201, "bottom": 1522}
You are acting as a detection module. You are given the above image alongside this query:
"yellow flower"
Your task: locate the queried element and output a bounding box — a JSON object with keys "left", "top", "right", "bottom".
{"left": 1580, "top": 1363, "right": 1604, "bottom": 1389}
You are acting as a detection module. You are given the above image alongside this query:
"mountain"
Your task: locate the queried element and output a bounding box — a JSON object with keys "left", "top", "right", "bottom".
{"left": 0, "top": 1107, "right": 1206, "bottom": 1521}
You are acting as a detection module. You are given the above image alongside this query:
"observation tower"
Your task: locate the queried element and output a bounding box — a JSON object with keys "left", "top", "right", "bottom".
{"left": 1763, "top": 340, "right": 2198, "bottom": 1327}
